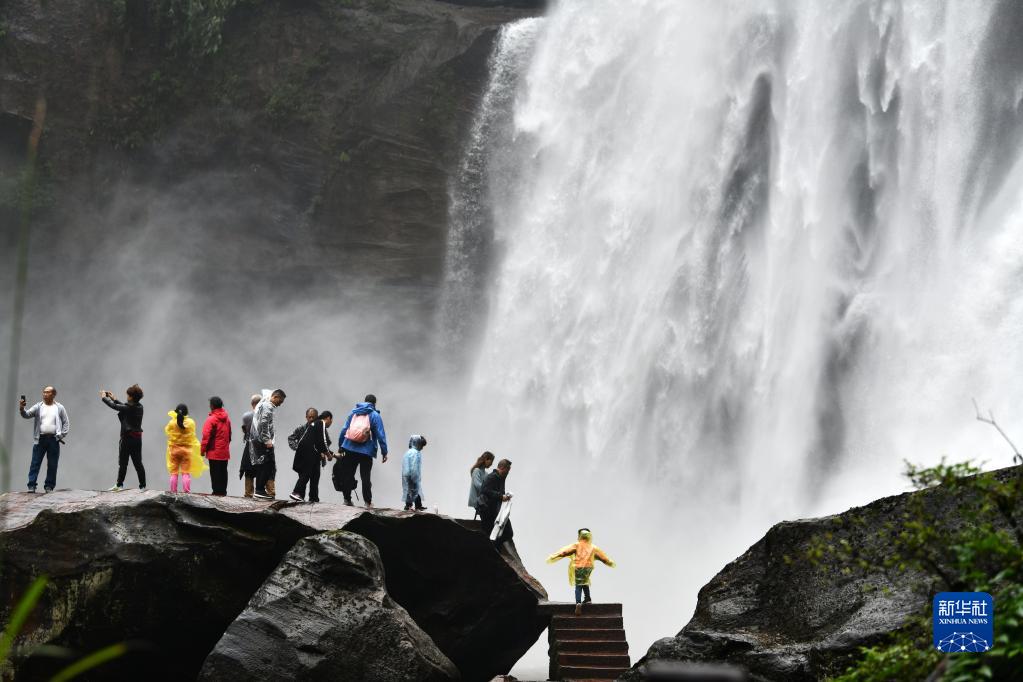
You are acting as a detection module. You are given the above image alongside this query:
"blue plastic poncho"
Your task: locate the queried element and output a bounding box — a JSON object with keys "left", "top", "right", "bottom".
{"left": 402, "top": 435, "right": 426, "bottom": 503}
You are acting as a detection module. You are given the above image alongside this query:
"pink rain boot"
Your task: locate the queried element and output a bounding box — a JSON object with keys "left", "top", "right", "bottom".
{"left": 170, "top": 473, "right": 179, "bottom": 493}
{"left": 182, "top": 473, "right": 191, "bottom": 493}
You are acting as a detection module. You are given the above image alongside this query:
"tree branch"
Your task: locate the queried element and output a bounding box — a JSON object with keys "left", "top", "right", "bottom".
{"left": 973, "top": 398, "right": 1023, "bottom": 465}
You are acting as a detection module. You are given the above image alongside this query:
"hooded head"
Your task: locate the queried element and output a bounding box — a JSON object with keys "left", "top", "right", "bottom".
{"left": 408, "top": 434, "right": 427, "bottom": 450}
{"left": 578, "top": 528, "right": 592, "bottom": 541}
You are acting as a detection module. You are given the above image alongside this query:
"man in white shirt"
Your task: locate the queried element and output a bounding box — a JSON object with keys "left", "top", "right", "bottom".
{"left": 19, "top": 386, "right": 70, "bottom": 493}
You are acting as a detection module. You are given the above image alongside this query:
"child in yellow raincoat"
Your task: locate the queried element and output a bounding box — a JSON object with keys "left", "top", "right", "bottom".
{"left": 547, "top": 528, "right": 616, "bottom": 614}
{"left": 165, "top": 404, "right": 207, "bottom": 493}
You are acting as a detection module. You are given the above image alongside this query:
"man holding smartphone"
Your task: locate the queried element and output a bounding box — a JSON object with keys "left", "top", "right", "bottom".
{"left": 19, "top": 386, "right": 70, "bottom": 493}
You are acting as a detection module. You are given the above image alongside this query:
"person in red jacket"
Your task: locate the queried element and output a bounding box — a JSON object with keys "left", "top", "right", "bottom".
{"left": 201, "top": 396, "right": 232, "bottom": 496}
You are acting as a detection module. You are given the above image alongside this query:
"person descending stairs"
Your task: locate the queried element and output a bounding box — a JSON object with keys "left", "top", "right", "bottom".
{"left": 544, "top": 528, "right": 627, "bottom": 679}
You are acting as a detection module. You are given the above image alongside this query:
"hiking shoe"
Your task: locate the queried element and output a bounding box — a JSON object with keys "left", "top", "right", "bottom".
{"left": 365, "top": 502, "right": 374, "bottom": 509}
{"left": 575, "top": 603, "right": 583, "bottom": 615}
{"left": 289, "top": 493, "right": 303, "bottom": 502}
{"left": 44, "top": 487, "right": 53, "bottom": 494}
{"left": 343, "top": 498, "right": 354, "bottom": 506}
{"left": 27, "top": 487, "right": 37, "bottom": 493}
{"left": 139, "top": 485, "right": 147, "bottom": 491}
{"left": 404, "top": 505, "right": 412, "bottom": 511}
{"left": 253, "top": 492, "right": 274, "bottom": 500}
{"left": 106, "top": 485, "right": 124, "bottom": 492}
{"left": 414, "top": 506, "right": 427, "bottom": 512}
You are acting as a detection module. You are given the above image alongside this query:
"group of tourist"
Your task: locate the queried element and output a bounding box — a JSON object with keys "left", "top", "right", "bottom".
{"left": 17, "top": 385, "right": 510, "bottom": 536}
{"left": 19, "top": 383, "right": 616, "bottom": 605}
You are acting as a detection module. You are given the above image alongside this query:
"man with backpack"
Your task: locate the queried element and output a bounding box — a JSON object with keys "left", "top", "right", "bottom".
{"left": 336, "top": 394, "right": 388, "bottom": 508}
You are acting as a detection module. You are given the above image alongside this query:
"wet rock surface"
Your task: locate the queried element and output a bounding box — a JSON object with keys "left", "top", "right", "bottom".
{"left": 199, "top": 531, "right": 459, "bottom": 682}
{"left": 623, "top": 474, "right": 1011, "bottom": 681}
{"left": 0, "top": 490, "right": 547, "bottom": 681}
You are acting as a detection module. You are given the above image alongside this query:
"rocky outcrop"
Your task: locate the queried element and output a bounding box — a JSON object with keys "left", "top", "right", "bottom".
{"left": 625, "top": 471, "right": 1017, "bottom": 681}
{"left": 345, "top": 512, "right": 549, "bottom": 681}
{"left": 0, "top": 490, "right": 547, "bottom": 681}
{"left": 199, "top": 531, "right": 459, "bottom": 682}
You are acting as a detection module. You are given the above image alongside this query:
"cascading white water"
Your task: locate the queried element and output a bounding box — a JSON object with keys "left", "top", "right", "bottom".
{"left": 441, "top": 0, "right": 1023, "bottom": 672}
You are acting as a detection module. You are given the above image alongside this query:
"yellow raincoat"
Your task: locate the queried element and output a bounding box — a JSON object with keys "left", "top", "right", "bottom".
{"left": 547, "top": 530, "right": 615, "bottom": 586}
{"left": 165, "top": 411, "right": 208, "bottom": 477}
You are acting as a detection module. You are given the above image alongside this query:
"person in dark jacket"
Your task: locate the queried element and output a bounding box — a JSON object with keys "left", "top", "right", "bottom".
{"left": 201, "top": 396, "right": 232, "bottom": 496}
{"left": 290, "top": 411, "right": 333, "bottom": 503}
{"left": 478, "top": 458, "right": 513, "bottom": 543}
{"left": 238, "top": 393, "right": 261, "bottom": 497}
{"left": 101, "top": 384, "right": 146, "bottom": 491}
{"left": 336, "top": 394, "right": 388, "bottom": 508}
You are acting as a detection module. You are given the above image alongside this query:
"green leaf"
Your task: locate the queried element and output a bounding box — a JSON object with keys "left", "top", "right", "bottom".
{"left": 49, "top": 643, "right": 128, "bottom": 682}
{"left": 0, "top": 576, "right": 48, "bottom": 663}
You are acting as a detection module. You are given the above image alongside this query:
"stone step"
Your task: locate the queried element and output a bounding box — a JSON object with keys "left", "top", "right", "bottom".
{"left": 556, "top": 639, "right": 630, "bottom": 655}
{"left": 539, "top": 600, "right": 623, "bottom": 616}
{"left": 557, "top": 652, "right": 631, "bottom": 668}
{"left": 555, "top": 628, "right": 626, "bottom": 642}
{"left": 552, "top": 615, "right": 624, "bottom": 629}
{"left": 558, "top": 664, "right": 630, "bottom": 679}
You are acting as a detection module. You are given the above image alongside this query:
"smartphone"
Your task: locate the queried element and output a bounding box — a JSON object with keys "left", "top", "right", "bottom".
{"left": 20, "top": 395, "right": 26, "bottom": 402}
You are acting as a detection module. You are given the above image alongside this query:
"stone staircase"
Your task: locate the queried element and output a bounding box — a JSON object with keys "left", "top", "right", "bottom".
{"left": 543, "top": 602, "right": 630, "bottom": 681}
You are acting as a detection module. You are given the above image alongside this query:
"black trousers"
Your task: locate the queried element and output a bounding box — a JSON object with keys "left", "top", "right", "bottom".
{"left": 253, "top": 442, "right": 276, "bottom": 495}
{"left": 293, "top": 460, "right": 322, "bottom": 502}
{"left": 338, "top": 452, "right": 373, "bottom": 503}
{"left": 209, "top": 460, "right": 228, "bottom": 496}
{"left": 479, "top": 504, "right": 513, "bottom": 544}
{"left": 117, "top": 434, "right": 146, "bottom": 487}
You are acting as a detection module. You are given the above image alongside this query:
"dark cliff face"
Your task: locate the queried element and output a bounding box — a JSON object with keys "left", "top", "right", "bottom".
{"left": 0, "top": 490, "right": 548, "bottom": 681}
{"left": 0, "top": 0, "right": 536, "bottom": 368}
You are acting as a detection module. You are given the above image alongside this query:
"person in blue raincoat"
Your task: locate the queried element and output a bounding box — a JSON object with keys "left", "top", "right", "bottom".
{"left": 402, "top": 435, "right": 427, "bottom": 511}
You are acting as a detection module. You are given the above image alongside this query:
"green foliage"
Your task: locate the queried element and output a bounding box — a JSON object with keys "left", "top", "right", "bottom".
{"left": 264, "top": 83, "right": 315, "bottom": 129}
{"left": 50, "top": 643, "right": 130, "bottom": 682}
{"left": 0, "top": 577, "right": 48, "bottom": 664}
{"left": 0, "top": 576, "right": 128, "bottom": 680}
{"left": 116, "top": 0, "right": 253, "bottom": 59}
{"left": 825, "top": 460, "right": 1023, "bottom": 681}
{"left": 830, "top": 619, "right": 941, "bottom": 682}
{"left": 262, "top": 49, "right": 329, "bottom": 128}
{"left": 113, "top": 69, "right": 187, "bottom": 149}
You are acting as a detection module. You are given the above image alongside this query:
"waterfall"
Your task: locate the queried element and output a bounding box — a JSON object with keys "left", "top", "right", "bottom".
{"left": 444, "top": 0, "right": 1023, "bottom": 670}
{"left": 439, "top": 18, "right": 542, "bottom": 356}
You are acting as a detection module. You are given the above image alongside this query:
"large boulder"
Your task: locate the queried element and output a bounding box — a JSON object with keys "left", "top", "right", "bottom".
{"left": 625, "top": 470, "right": 1018, "bottom": 681}
{"left": 0, "top": 490, "right": 313, "bottom": 681}
{"left": 344, "top": 512, "right": 549, "bottom": 681}
{"left": 0, "top": 490, "right": 547, "bottom": 681}
{"left": 198, "top": 531, "right": 459, "bottom": 682}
